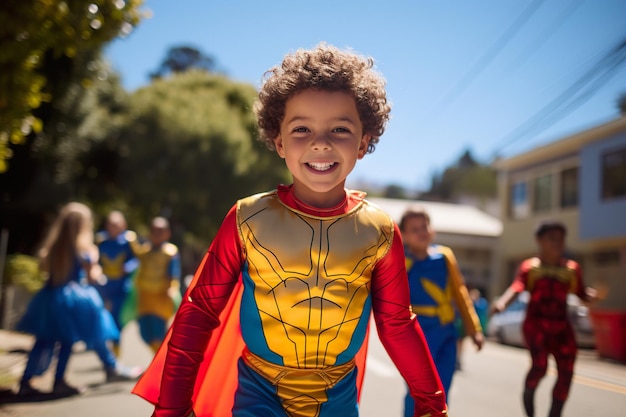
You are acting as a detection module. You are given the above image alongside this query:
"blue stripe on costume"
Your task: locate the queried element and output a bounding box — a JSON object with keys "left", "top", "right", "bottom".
{"left": 240, "top": 263, "right": 284, "bottom": 365}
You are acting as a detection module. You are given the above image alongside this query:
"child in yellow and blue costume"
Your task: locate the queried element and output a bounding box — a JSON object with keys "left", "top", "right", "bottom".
{"left": 133, "top": 43, "right": 448, "bottom": 417}
{"left": 400, "top": 207, "right": 484, "bottom": 416}
{"left": 95, "top": 210, "right": 139, "bottom": 335}
{"left": 133, "top": 216, "right": 181, "bottom": 353}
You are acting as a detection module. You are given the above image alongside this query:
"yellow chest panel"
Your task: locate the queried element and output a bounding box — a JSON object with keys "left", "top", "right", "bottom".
{"left": 136, "top": 246, "right": 175, "bottom": 293}
{"left": 237, "top": 192, "right": 393, "bottom": 368}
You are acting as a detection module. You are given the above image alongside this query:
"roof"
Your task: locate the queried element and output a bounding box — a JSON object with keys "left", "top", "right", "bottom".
{"left": 367, "top": 197, "right": 502, "bottom": 237}
{"left": 493, "top": 116, "right": 626, "bottom": 171}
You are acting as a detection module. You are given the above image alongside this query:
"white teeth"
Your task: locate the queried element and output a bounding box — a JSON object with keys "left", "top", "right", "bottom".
{"left": 308, "top": 162, "right": 335, "bottom": 171}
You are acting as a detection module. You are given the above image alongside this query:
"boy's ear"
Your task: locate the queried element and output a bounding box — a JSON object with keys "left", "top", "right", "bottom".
{"left": 358, "top": 134, "right": 371, "bottom": 159}
{"left": 274, "top": 135, "right": 286, "bottom": 158}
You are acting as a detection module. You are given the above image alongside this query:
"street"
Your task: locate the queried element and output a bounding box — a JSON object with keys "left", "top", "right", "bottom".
{"left": 1, "top": 319, "right": 625, "bottom": 417}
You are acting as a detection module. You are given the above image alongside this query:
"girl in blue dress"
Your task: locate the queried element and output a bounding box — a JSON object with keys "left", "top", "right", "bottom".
{"left": 17, "top": 202, "right": 139, "bottom": 396}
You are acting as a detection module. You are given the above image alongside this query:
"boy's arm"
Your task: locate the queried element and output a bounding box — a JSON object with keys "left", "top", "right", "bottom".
{"left": 570, "top": 260, "right": 597, "bottom": 303}
{"left": 123, "top": 230, "right": 141, "bottom": 273}
{"left": 491, "top": 287, "right": 519, "bottom": 315}
{"left": 491, "top": 261, "right": 528, "bottom": 315}
{"left": 371, "top": 224, "right": 447, "bottom": 417}
{"left": 153, "top": 208, "right": 243, "bottom": 417}
{"left": 440, "top": 246, "right": 483, "bottom": 340}
{"left": 167, "top": 245, "right": 182, "bottom": 298}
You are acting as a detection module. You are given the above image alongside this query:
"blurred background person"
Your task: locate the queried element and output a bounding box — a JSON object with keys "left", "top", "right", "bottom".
{"left": 491, "top": 221, "right": 597, "bottom": 417}
{"left": 95, "top": 210, "right": 139, "bottom": 356}
{"left": 400, "top": 207, "right": 484, "bottom": 416}
{"left": 132, "top": 216, "right": 181, "bottom": 353}
{"left": 455, "top": 288, "right": 489, "bottom": 370}
{"left": 16, "top": 202, "right": 137, "bottom": 397}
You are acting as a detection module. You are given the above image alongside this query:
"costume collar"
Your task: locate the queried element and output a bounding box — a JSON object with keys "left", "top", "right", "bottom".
{"left": 276, "top": 184, "right": 365, "bottom": 217}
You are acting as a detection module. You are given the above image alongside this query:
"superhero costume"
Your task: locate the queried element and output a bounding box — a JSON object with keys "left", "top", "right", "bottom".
{"left": 133, "top": 185, "right": 447, "bottom": 417}
{"left": 135, "top": 241, "right": 182, "bottom": 352}
{"left": 403, "top": 245, "right": 482, "bottom": 416}
{"left": 507, "top": 257, "right": 590, "bottom": 412}
{"left": 18, "top": 253, "right": 120, "bottom": 384}
{"left": 96, "top": 229, "right": 139, "bottom": 330}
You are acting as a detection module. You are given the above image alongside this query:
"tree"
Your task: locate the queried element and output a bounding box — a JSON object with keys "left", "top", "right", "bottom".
{"left": 114, "top": 70, "right": 289, "bottom": 252}
{"left": 420, "top": 149, "right": 496, "bottom": 201}
{"left": 382, "top": 184, "right": 409, "bottom": 199}
{"left": 150, "top": 46, "right": 217, "bottom": 80}
{"left": 0, "top": 0, "right": 145, "bottom": 172}
{"left": 0, "top": 55, "right": 132, "bottom": 255}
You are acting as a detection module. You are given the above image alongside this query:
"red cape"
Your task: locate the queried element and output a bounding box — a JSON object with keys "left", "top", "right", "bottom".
{"left": 132, "top": 254, "right": 370, "bottom": 416}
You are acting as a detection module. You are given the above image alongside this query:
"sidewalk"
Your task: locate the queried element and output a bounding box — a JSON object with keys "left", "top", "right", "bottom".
{"left": 0, "top": 329, "right": 33, "bottom": 394}
{"left": 0, "top": 324, "right": 154, "bottom": 417}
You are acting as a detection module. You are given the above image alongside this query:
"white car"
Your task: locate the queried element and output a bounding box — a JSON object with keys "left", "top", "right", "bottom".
{"left": 487, "top": 292, "right": 595, "bottom": 348}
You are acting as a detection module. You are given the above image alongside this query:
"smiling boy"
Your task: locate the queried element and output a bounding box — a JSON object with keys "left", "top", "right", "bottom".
{"left": 134, "top": 43, "right": 447, "bottom": 417}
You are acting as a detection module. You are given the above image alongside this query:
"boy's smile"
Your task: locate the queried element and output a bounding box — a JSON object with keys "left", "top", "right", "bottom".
{"left": 273, "top": 89, "right": 370, "bottom": 208}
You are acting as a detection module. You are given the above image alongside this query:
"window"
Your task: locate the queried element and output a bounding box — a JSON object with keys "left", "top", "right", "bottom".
{"left": 560, "top": 167, "right": 578, "bottom": 208}
{"left": 602, "top": 148, "right": 626, "bottom": 199}
{"left": 510, "top": 181, "right": 529, "bottom": 219}
{"left": 533, "top": 174, "right": 553, "bottom": 212}
{"left": 592, "top": 250, "right": 619, "bottom": 266}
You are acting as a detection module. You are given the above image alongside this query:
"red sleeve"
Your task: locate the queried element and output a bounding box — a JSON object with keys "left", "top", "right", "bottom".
{"left": 153, "top": 206, "right": 243, "bottom": 417}
{"left": 570, "top": 260, "right": 589, "bottom": 300}
{"left": 509, "top": 259, "right": 531, "bottom": 293}
{"left": 371, "top": 223, "right": 447, "bottom": 417}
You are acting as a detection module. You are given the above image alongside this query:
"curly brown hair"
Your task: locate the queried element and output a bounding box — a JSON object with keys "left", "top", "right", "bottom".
{"left": 254, "top": 43, "right": 391, "bottom": 153}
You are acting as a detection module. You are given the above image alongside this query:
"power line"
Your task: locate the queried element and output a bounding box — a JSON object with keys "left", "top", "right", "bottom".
{"left": 504, "top": 0, "right": 584, "bottom": 74}
{"left": 492, "top": 36, "right": 626, "bottom": 156}
{"left": 423, "top": 0, "right": 545, "bottom": 124}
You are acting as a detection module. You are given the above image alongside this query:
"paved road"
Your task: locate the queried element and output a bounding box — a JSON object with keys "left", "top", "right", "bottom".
{"left": 1, "top": 320, "right": 625, "bottom": 416}
{"left": 360, "top": 320, "right": 626, "bottom": 417}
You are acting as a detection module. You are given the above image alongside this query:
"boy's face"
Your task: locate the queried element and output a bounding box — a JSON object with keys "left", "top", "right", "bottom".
{"left": 273, "top": 89, "right": 370, "bottom": 208}
{"left": 536, "top": 229, "right": 565, "bottom": 259}
{"left": 149, "top": 226, "right": 170, "bottom": 246}
{"left": 106, "top": 216, "right": 126, "bottom": 239}
{"left": 401, "top": 215, "right": 434, "bottom": 253}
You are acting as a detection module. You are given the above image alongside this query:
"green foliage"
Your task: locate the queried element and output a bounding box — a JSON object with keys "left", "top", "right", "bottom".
{"left": 3, "top": 254, "right": 46, "bottom": 293}
{"left": 422, "top": 149, "right": 497, "bottom": 201}
{"left": 382, "top": 184, "right": 409, "bottom": 199}
{"left": 0, "top": 0, "right": 145, "bottom": 172}
{"left": 0, "top": 55, "right": 130, "bottom": 216}
{"left": 114, "top": 71, "right": 290, "bottom": 249}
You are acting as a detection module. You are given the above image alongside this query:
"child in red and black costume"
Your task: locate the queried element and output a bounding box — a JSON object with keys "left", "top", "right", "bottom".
{"left": 491, "top": 220, "right": 597, "bottom": 417}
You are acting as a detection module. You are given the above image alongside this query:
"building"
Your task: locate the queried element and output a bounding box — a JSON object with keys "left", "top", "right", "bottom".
{"left": 493, "top": 115, "right": 626, "bottom": 361}
{"left": 368, "top": 197, "right": 502, "bottom": 299}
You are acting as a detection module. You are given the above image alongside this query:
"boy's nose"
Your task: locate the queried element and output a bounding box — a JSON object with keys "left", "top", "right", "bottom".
{"left": 311, "top": 134, "right": 332, "bottom": 150}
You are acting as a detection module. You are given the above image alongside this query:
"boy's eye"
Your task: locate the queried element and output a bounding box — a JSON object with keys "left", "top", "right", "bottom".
{"left": 292, "top": 126, "right": 309, "bottom": 133}
{"left": 333, "top": 127, "right": 351, "bottom": 133}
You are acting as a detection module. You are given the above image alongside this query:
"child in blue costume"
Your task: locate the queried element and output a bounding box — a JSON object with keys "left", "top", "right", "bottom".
{"left": 134, "top": 216, "right": 181, "bottom": 353}
{"left": 400, "top": 207, "right": 484, "bottom": 416}
{"left": 17, "top": 202, "right": 139, "bottom": 396}
{"left": 96, "top": 210, "right": 139, "bottom": 353}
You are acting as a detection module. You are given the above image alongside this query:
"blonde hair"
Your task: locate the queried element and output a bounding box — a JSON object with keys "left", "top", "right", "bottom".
{"left": 38, "top": 202, "right": 95, "bottom": 286}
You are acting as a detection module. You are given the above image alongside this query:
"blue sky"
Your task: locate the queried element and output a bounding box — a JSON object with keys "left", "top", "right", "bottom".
{"left": 105, "top": 0, "right": 626, "bottom": 191}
